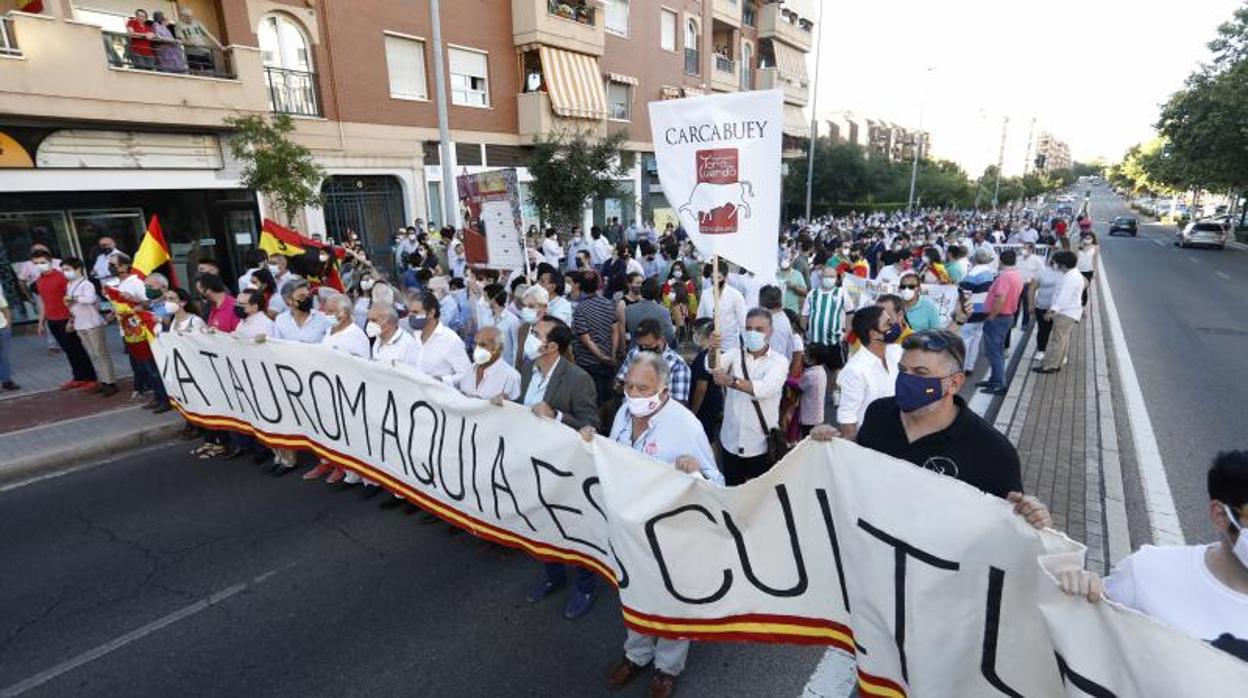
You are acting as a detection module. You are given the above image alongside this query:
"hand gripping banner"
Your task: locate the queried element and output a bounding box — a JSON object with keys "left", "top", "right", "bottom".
{"left": 157, "top": 332, "right": 1248, "bottom": 696}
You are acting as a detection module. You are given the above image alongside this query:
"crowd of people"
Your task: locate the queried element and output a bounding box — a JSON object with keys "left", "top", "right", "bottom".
{"left": 118, "top": 7, "right": 224, "bottom": 75}
{"left": 9, "top": 202, "right": 1244, "bottom": 693}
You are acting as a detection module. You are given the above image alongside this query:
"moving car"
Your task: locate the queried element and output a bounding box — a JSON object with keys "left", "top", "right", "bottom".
{"left": 1175, "top": 220, "right": 1228, "bottom": 250}
{"left": 1108, "top": 216, "right": 1138, "bottom": 236}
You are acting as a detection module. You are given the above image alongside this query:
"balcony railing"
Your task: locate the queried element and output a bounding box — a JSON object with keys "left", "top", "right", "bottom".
{"left": 684, "top": 48, "right": 700, "bottom": 75}
{"left": 102, "top": 31, "right": 235, "bottom": 78}
{"left": 264, "top": 66, "right": 321, "bottom": 116}
{"left": 1, "top": 17, "right": 18, "bottom": 57}
{"left": 714, "top": 55, "right": 735, "bottom": 74}
{"left": 548, "top": 0, "right": 596, "bottom": 26}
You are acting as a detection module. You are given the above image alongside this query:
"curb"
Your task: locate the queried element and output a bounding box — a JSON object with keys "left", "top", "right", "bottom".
{"left": 0, "top": 419, "right": 181, "bottom": 486}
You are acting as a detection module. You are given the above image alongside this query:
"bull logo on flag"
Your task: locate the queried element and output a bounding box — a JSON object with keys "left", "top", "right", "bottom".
{"left": 679, "top": 148, "right": 754, "bottom": 235}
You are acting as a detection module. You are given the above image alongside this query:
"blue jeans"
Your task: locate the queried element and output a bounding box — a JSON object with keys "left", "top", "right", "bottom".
{"left": 133, "top": 356, "right": 168, "bottom": 403}
{"left": 0, "top": 326, "right": 11, "bottom": 383}
{"left": 545, "top": 562, "right": 597, "bottom": 594}
{"left": 981, "top": 315, "right": 1014, "bottom": 388}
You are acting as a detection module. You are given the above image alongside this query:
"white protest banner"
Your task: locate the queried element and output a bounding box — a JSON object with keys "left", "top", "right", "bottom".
{"left": 156, "top": 332, "right": 1248, "bottom": 696}
{"left": 842, "top": 275, "right": 960, "bottom": 325}
{"left": 649, "top": 90, "right": 783, "bottom": 282}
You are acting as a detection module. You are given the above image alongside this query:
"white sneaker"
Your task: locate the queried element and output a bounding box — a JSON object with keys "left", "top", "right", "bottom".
{"left": 1034, "top": 351, "right": 1046, "bottom": 362}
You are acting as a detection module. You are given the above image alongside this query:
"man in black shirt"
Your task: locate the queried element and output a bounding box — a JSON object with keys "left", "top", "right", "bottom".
{"left": 814, "top": 330, "right": 1048, "bottom": 526}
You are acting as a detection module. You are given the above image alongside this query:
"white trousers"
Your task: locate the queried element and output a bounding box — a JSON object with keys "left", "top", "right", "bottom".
{"left": 624, "top": 630, "right": 690, "bottom": 676}
{"left": 960, "top": 321, "right": 984, "bottom": 371}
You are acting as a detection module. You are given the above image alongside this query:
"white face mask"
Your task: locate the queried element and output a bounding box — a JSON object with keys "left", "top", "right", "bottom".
{"left": 671, "top": 269, "right": 683, "bottom": 279}
{"left": 626, "top": 389, "right": 665, "bottom": 418}
{"left": 472, "top": 346, "right": 494, "bottom": 366}
{"left": 900, "top": 288, "right": 917, "bottom": 301}
{"left": 744, "top": 330, "right": 767, "bottom": 353}
{"left": 63, "top": 270, "right": 78, "bottom": 281}
{"left": 523, "top": 333, "right": 546, "bottom": 361}
{"left": 1223, "top": 504, "right": 1248, "bottom": 569}
{"left": 779, "top": 259, "right": 791, "bottom": 270}
{"left": 164, "top": 300, "right": 181, "bottom": 315}
{"left": 520, "top": 307, "right": 539, "bottom": 325}
{"left": 34, "top": 261, "right": 51, "bottom": 273}
{"left": 361, "top": 279, "right": 376, "bottom": 291}
{"left": 364, "top": 321, "right": 382, "bottom": 338}
{"left": 267, "top": 264, "right": 280, "bottom": 275}
{"left": 820, "top": 275, "right": 836, "bottom": 290}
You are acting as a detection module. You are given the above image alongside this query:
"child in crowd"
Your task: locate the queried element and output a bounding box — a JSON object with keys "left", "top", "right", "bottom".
{"left": 798, "top": 342, "right": 830, "bottom": 439}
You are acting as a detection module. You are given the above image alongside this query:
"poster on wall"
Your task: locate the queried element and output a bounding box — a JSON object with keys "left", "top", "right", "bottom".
{"left": 457, "top": 169, "right": 526, "bottom": 271}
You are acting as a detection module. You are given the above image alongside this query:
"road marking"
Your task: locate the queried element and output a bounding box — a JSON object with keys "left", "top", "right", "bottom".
{"left": 0, "top": 567, "right": 288, "bottom": 697}
{"left": 1187, "top": 256, "right": 1198, "bottom": 264}
{"left": 800, "top": 648, "right": 858, "bottom": 698}
{"left": 1150, "top": 237, "right": 1167, "bottom": 248}
{"left": 1216, "top": 271, "right": 1231, "bottom": 281}
{"left": 1096, "top": 257, "right": 1185, "bottom": 546}
{"left": 967, "top": 326, "right": 1022, "bottom": 417}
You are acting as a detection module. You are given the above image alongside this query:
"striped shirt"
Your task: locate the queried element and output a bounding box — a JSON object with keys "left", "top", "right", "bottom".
{"left": 571, "top": 294, "right": 616, "bottom": 369}
{"left": 803, "top": 287, "right": 847, "bottom": 346}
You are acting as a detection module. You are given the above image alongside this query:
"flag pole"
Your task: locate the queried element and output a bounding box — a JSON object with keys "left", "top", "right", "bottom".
{"left": 710, "top": 254, "right": 721, "bottom": 370}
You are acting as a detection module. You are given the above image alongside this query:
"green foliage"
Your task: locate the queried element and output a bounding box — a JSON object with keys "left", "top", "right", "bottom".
{"left": 526, "top": 129, "right": 630, "bottom": 232}
{"left": 223, "top": 114, "right": 325, "bottom": 223}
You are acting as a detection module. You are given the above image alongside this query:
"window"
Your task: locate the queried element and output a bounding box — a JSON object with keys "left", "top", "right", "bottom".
{"left": 384, "top": 34, "right": 428, "bottom": 101}
{"left": 607, "top": 81, "right": 631, "bottom": 121}
{"left": 605, "top": 0, "right": 629, "bottom": 36}
{"left": 258, "top": 14, "right": 319, "bottom": 116}
{"left": 259, "top": 15, "right": 312, "bottom": 72}
{"left": 659, "top": 9, "right": 677, "bottom": 51}
{"left": 448, "top": 47, "right": 489, "bottom": 108}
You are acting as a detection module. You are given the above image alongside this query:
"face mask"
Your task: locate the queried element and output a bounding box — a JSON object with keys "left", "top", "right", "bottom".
{"left": 523, "top": 333, "right": 546, "bottom": 361}
{"left": 779, "top": 259, "right": 791, "bottom": 270}
{"left": 319, "top": 253, "right": 329, "bottom": 264}
{"left": 145, "top": 287, "right": 163, "bottom": 300}
{"left": 882, "top": 323, "right": 902, "bottom": 344}
{"left": 164, "top": 300, "right": 181, "bottom": 315}
{"left": 296, "top": 297, "right": 314, "bottom": 313}
{"left": 671, "top": 269, "right": 683, "bottom": 279}
{"left": 268, "top": 264, "right": 281, "bottom": 275}
{"left": 472, "top": 346, "right": 493, "bottom": 366}
{"left": 364, "top": 321, "right": 382, "bottom": 338}
{"left": 900, "top": 288, "right": 917, "bottom": 301}
{"left": 520, "top": 307, "right": 539, "bottom": 325}
{"left": 1022, "top": 250, "right": 1032, "bottom": 258}
{"left": 63, "top": 270, "right": 78, "bottom": 281}
{"left": 894, "top": 371, "right": 945, "bottom": 413}
{"left": 744, "top": 330, "right": 767, "bottom": 353}
{"left": 821, "top": 276, "right": 837, "bottom": 290}
{"left": 408, "top": 315, "right": 427, "bottom": 331}
{"left": 626, "top": 389, "right": 665, "bottom": 418}
{"left": 233, "top": 305, "right": 249, "bottom": 320}
{"left": 361, "top": 279, "right": 375, "bottom": 291}
{"left": 34, "top": 261, "right": 50, "bottom": 273}
{"left": 1223, "top": 504, "right": 1248, "bottom": 568}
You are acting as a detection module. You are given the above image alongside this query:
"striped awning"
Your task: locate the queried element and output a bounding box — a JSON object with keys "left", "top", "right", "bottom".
{"left": 538, "top": 46, "right": 608, "bottom": 119}
{"left": 783, "top": 104, "right": 809, "bottom": 138}
{"left": 607, "top": 72, "right": 638, "bottom": 86}
{"left": 772, "top": 41, "right": 809, "bottom": 84}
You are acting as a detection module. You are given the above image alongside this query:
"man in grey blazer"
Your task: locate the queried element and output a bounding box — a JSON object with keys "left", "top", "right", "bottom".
{"left": 516, "top": 316, "right": 603, "bottom": 618}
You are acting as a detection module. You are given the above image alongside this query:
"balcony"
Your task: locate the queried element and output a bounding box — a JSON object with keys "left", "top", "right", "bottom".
{"left": 0, "top": 13, "right": 268, "bottom": 127}
{"left": 758, "top": 3, "right": 813, "bottom": 52}
{"left": 684, "top": 47, "right": 700, "bottom": 75}
{"left": 517, "top": 91, "right": 604, "bottom": 143}
{"left": 264, "top": 66, "right": 322, "bottom": 116}
{"left": 513, "top": 0, "right": 605, "bottom": 56}
{"left": 756, "top": 66, "right": 808, "bottom": 106}
{"left": 102, "top": 31, "right": 236, "bottom": 79}
{"left": 711, "top": 0, "right": 741, "bottom": 27}
{"left": 711, "top": 55, "right": 737, "bottom": 92}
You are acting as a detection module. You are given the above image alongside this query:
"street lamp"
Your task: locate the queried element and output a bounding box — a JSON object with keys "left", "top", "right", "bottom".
{"left": 906, "top": 67, "right": 934, "bottom": 214}
{"left": 803, "top": 0, "right": 825, "bottom": 222}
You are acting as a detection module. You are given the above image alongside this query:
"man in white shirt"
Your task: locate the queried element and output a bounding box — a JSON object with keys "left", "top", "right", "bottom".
{"left": 479, "top": 283, "right": 521, "bottom": 367}
{"left": 233, "top": 289, "right": 274, "bottom": 340}
{"left": 696, "top": 260, "right": 747, "bottom": 351}
{"left": 836, "top": 306, "right": 902, "bottom": 440}
{"left": 458, "top": 326, "right": 520, "bottom": 400}
{"left": 1015, "top": 242, "right": 1045, "bottom": 329}
{"left": 598, "top": 352, "right": 722, "bottom": 698}
{"left": 1058, "top": 450, "right": 1248, "bottom": 662}
{"left": 320, "top": 292, "right": 370, "bottom": 358}
{"left": 270, "top": 280, "right": 332, "bottom": 344}
{"left": 540, "top": 229, "right": 563, "bottom": 269}
{"left": 406, "top": 290, "right": 471, "bottom": 383}
{"left": 875, "top": 250, "right": 904, "bottom": 286}
{"left": 1034, "top": 250, "right": 1083, "bottom": 374}
{"left": 368, "top": 304, "right": 421, "bottom": 367}
{"left": 711, "top": 308, "right": 789, "bottom": 485}
{"left": 91, "top": 237, "right": 117, "bottom": 284}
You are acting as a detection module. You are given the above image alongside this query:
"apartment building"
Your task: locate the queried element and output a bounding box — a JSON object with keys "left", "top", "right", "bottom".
{"left": 0, "top": 0, "right": 814, "bottom": 316}
{"left": 823, "top": 112, "right": 929, "bottom": 163}
{"left": 1033, "top": 131, "right": 1071, "bottom": 173}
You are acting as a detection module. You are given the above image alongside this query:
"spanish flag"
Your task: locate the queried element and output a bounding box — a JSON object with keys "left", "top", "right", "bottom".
{"left": 259, "top": 218, "right": 345, "bottom": 291}
{"left": 132, "top": 215, "right": 178, "bottom": 287}
{"left": 18, "top": 0, "right": 44, "bottom": 14}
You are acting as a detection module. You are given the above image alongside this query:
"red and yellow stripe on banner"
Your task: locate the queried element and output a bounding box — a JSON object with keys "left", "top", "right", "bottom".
{"left": 170, "top": 401, "right": 909, "bottom": 698}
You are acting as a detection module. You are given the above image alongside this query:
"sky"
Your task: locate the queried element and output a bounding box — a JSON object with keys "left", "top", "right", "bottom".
{"left": 809, "top": 0, "right": 1244, "bottom": 176}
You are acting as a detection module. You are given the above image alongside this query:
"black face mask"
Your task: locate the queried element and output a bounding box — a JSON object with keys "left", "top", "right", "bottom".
{"left": 233, "top": 305, "right": 248, "bottom": 320}
{"left": 108, "top": 264, "right": 120, "bottom": 277}
{"left": 296, "top": 296, "right": 314, "bottom": 313}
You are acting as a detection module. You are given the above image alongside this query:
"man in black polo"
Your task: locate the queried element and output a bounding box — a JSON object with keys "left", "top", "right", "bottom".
{"left": 813, "top": 330, "right": 1046, "bottom": 524}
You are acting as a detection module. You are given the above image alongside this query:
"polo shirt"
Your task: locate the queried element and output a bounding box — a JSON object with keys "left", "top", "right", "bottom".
{"left": 836, "top": 343, "right": 902, "bottom": 428}
{"left": 903, "top": 296, "right": 942, "bottom": 331}
{"left": 984, "top": 268, "right": 1024, "bottom": 316}
{"left": 856, "top": 395, "right": 1023, "bottom": 499}
{"left": 271, "top": 310, "right": 333, "bottom": 344}
{"left": 571, "top": 294, "right": 616, "bottom": 369}
{"left": 609, "top": 399, "right": 723, "bottom": 485}
{"left": 34, "top": 270, "right": 70, "bottom": 321}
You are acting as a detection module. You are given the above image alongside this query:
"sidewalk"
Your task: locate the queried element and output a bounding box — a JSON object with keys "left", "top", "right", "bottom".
{"left": 2, "top": 326, "right": 132, "bottom": 399}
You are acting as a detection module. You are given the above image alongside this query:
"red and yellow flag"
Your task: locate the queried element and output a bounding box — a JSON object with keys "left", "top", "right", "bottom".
{"left": 18, "top": 0, "right": 44, "bottom": 14}
{"left": 132, "top": 215, "right": 178, "bottom": 287}
{"left": 259, "top": 218, "right": 345, "bottom": 291}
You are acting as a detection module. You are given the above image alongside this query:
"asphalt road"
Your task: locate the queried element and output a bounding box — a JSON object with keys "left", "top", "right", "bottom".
{"left": 1090, "top": 190, "right": 1248, "bottom": 542}
{"left": 0, "top": 443, "right": 822, "bottom": 698}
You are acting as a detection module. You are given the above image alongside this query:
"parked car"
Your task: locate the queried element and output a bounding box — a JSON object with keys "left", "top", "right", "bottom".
{"left": 1176, "top": 220, "right": 1228, "bottom": 249}
{"left": 1108, "top": 216, "right": 1138, "bottom": 236}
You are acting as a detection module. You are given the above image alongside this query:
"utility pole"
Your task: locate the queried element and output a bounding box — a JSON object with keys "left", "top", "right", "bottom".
{"left": 430, "top": 0, "right": 458, "bottom": 229}
{"left": 906, "top": 68, "right": 934, "bottom": 214}
{"left": 992, "top": 115, "right": 1008, "bottom": 210}
{"left": 1022, "top": 116, "right": 1036, "bottom": 177}
{"left": 803, "top": 0, "right": 825, "bottom": 222}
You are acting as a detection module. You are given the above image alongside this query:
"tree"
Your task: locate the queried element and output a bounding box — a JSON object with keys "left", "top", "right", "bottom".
{"left": 223, "top": 114, "right": 325, "bottom": 224}
{"left": 526, "top": 128, "right": 629, "bottom": 233}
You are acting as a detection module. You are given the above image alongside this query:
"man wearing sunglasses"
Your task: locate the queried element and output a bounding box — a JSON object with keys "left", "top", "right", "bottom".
{"left": 812, "top": 331, "right": 1043, "bottom": 523}
{"left": 1057, "top": 451, "right": 1248, "bottom": 661}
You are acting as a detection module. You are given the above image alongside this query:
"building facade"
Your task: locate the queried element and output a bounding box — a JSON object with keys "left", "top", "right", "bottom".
{"left": 0, "top": 0, "right": 813, "bottom": 321}
{"left": 1033, "top": 131, "right": 1071, "bottom": 173}
{"left": 824, "top": 111, "right": 929, "bottom": 163}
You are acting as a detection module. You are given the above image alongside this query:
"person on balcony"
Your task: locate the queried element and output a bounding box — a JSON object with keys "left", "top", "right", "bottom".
{"left": 150, "top": 11, "right": 187, "bottom": 74}
{"left": 176, "top": 7, "right": 223, "bottom": 74}
{"left": 125, "top": 9, "right": 156, "bottom": 70}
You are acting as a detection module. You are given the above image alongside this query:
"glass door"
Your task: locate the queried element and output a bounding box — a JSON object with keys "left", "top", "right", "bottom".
{"left": 0, "top": 211, "right": 74, "bottom": 324}
{"left": 69, "top": 208, "right": 146, "bottom": 264}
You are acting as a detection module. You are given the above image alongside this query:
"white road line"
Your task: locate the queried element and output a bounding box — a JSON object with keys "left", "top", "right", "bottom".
{"left": 1095, "top": 257, "right": 1185, "bottom": 546}
{"left": 1216, "top": 271, "right": 1231, "bottom": 281}
{"left": 1150, "top": 237, "right": 1166, "bottom": 248}
{"left": 0, "top": 568, "right": 287, "bottom": 697}
{"left": 799, "top": 648, "right": 858, "bottom": 698}
{"left": 966, "top": 327, "right": 1022, "bottom": 417}
{"left": 1187, "top": 256, "right": 1198, "bottom": 264}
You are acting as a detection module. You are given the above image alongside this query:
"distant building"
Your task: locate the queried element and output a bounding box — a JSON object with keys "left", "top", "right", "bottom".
{"left": 1034, "top": 132, "right": 1072, "bottom": 172}
{"left": 824, "top": 112, "right": 929, "bottom": 162}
